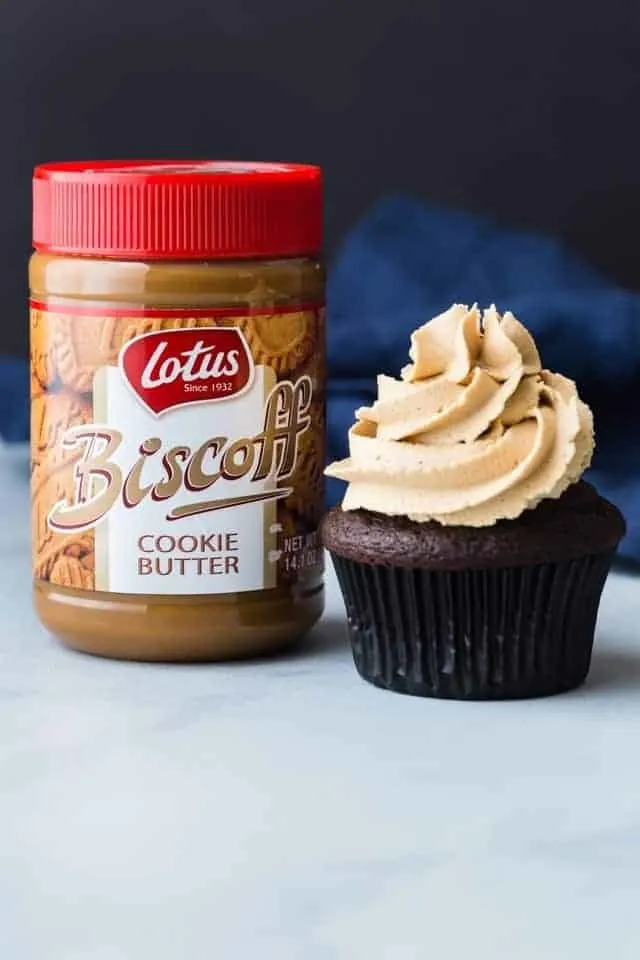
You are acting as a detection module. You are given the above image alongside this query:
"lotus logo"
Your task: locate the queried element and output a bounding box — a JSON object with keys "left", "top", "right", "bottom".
{"left": 119, "top": 327, "right": 254, "bottom": 415}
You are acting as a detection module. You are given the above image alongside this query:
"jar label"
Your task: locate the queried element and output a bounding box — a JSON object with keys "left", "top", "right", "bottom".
{"left": 30, "top": 302, "right": 325, "bottom": 595}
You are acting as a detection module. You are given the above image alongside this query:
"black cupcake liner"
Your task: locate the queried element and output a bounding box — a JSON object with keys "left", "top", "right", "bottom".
{"left": 330, "top": 551, "right": 615, "bottom": 700}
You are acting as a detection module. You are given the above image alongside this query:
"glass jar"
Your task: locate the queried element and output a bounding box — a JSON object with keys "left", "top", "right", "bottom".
{"left": 30, "top": 161, "right": 325, "bottom": 660}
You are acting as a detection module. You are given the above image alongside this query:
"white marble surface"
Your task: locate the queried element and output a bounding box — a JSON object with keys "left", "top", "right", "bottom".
{"left": 2, "top": 444, "right": 640, "bottom": 959}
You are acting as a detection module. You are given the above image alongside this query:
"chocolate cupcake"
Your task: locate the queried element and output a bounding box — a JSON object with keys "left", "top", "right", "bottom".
{"left": 324, "top": 304, "right": 625, "bottom": 699}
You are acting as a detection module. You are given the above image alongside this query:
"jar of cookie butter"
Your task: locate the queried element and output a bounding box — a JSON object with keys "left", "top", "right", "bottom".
{"left": 30, "top": 161, "right": 325, "bottom": 660}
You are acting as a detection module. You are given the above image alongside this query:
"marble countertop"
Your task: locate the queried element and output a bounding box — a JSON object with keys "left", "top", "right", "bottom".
{"left": 2, "top": 444, "right": 640, "bottom": 960}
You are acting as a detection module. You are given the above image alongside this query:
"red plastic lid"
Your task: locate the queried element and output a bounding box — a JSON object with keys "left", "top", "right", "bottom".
{"left": 33, "top": 160, "right": 323, "bottom": 260}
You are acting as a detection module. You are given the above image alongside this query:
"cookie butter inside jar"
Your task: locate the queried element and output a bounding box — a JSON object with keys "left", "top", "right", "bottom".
{"left": 30, "top": 160, "right": 325, "bottom": 660}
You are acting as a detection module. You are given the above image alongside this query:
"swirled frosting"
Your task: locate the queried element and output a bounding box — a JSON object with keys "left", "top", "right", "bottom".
{"left": 325, "top": 303, "right": 594, "bottom": 526}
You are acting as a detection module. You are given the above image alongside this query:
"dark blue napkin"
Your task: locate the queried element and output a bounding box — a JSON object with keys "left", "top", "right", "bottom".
{"left": 327, "top": 197, "right": 640, "bottom": 565}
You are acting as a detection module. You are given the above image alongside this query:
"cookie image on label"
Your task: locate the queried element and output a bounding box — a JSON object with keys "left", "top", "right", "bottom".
{"left": 53, "top": 314, "right": 122, "bottom": 393}
{"left": 31, "top": 366, "right": 44, "bottom": 400}
{"left": 31, "top": 391, "right": 92, "bottom": 471}
{"left": 31, "top": 391, "right": 94, "bottom": 582}
{"left": 30, "top": 308, "right": 57, "bottom": 392}
{"left": 51, "top": 314, "right": 218, "bottom": 394}
{"left": 297, "top": 350, "right": 325, "bottom": 396}
{"left": 32, "top": 467, "right": 96, "bottom": 584}
{"left": 47, "top": 533, "right": 95, "bottom": 590}
{"left": 62, "top": 533, "right": 94, "bottom": 562}
{"left": 119, "top": 315, "right": 216, "bottom": 345}
{"left": 287, "top": 397, "right": 325, "bottom": 523}
{"left": 238, "top": 309, "right": 315, "bottom": 375}
{"left": 49, "top": 554, "right": 94, "bottom": 590}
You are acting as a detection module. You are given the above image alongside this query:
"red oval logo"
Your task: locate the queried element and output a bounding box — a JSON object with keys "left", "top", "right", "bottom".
{"left": 120, "top": 327, "right": 253, "bottom": 415}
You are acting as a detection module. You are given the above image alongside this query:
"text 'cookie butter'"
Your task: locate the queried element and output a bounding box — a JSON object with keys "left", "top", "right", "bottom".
{"left": 30, "top": 161, "right": 325, "bottom": 660}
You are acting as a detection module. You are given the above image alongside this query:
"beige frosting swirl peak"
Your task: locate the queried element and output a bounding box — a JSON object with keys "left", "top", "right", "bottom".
{"left": 326, "top": 303, "right": 594, "bottom": 526}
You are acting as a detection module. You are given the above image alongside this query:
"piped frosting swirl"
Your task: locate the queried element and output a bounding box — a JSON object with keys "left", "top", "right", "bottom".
{"left": 326, "top": 303, "right": 594, "bottom": 526}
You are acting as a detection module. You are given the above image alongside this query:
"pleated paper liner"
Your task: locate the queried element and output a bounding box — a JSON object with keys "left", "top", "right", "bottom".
{"left": 331, "top": 551, "right": 615, "bottom": 700}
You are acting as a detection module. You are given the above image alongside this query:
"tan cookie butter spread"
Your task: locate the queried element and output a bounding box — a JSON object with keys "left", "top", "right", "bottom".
{"left": 326, "top": 303, "right": 594, "bottom": 526}
{"left": 30, "top": 161, "right": 325, "bottom": 660}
